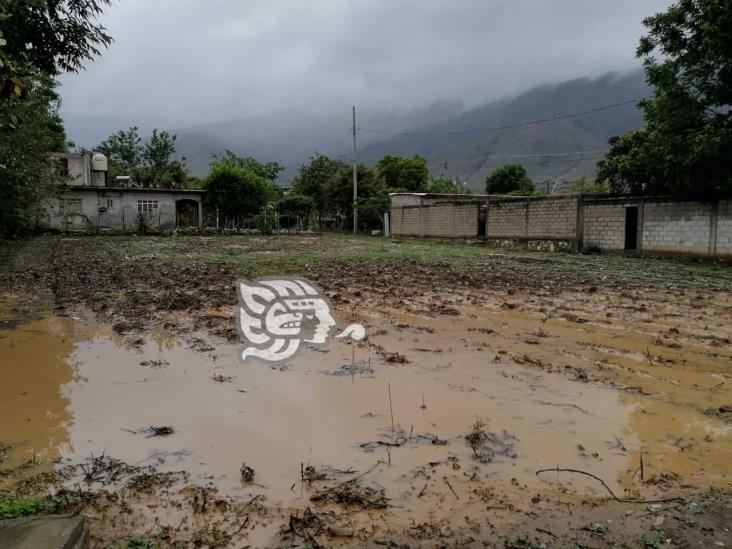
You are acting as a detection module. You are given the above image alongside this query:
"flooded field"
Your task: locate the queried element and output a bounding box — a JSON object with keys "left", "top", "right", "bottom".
{"left": 1, "top": 234, "right": 731, "bottom": 547}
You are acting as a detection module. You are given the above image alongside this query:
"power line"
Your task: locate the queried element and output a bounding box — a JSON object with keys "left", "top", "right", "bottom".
{"left": 469, "top": 149, "right": 609, "bottom": 159}
{"left": 359, "top": 97, "right": 647, "bottom": 137}
{"left": 431, "top": 152, "right": 607, "bottom": 168}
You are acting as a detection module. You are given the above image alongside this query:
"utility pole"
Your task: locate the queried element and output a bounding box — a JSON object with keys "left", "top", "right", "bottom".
{"left": 352, "top": 105, "right": 358, "bottom": 234}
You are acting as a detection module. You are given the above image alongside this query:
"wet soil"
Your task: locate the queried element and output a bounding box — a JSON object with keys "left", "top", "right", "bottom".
{"left": 0, "top": 234, "right": 731, "bottom": 547}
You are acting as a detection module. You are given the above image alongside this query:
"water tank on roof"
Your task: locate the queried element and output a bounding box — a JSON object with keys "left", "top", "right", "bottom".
{"left": 91, "top": 152, "right": 108, "bottom": 172}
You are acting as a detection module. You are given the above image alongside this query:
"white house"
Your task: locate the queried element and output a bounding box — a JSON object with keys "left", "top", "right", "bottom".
{"left": 39, "top": 152, "right": 204, "bottom": 233}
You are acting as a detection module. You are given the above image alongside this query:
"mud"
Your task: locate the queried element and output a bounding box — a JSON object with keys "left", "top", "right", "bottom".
{"left": 0, "top": 235, "right": 731, "bottom": 547}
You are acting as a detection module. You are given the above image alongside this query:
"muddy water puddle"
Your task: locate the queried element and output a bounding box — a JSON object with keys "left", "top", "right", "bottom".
{"left": 1, "top": 302, "right": 730, "bottom": 513}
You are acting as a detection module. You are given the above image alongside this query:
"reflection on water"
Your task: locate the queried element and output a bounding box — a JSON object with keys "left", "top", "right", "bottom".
{"left": 0, "top": 302, "right": 730, "bottom": 507}
{"left": 0, "top": 315, "right": 77, "bottom": 472}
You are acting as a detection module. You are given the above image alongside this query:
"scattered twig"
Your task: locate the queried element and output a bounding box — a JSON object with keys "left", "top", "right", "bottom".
{"left": 536, "top": 467, "right": 683, "bottom": 504}
{"left": 536, "top": 527, "right": 557, "bottom": 539}
{"left": 533, "top": 399, "right": 589, "bottom": 415}
{"left": 613, "top": 435, "right": 627, "bottom": 452}
{"left": 640, "top": 447, "right": 645, "bottom": 482}
{"left": 444, "top": 477, "right": 459, "bottom": 500}
{"left": 388, "top": 382, "right": 395, "bottom": 431}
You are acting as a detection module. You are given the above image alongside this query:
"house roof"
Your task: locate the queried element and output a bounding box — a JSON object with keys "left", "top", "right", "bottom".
{"left": 67, "top": 185, "right": 205, "bottom": 195}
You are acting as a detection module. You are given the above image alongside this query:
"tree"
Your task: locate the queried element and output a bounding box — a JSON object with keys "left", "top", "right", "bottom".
{"left": 569, "top": 176, "right": 610, "bottom": 193}
{"left": 0, "top": 0, "right": 112, "bottom": 239}
{"left": 485, "top": 164, "right": 534, "bottom": 194}
{"left": 0, "top": 75, "right": 66, "bottom": 239}
{"left": 277, "top": 194, "right": 314, "bottom": 217}
{"left": 292, "top": 154, "right": 347, "bottom": 224}
{"left": 426, "top": 177, "right": 466, "bottom": 194}
{"left": 597, "top": 0, "right": 732, "bottom": 196}
{"left": 96, "top": 127, "right": 189, "bottom": 188}
{"left": 204, "top": 160, "right": 277, "bottom": 225}
{"left": 376, "top": 155, "right": 429, "bottom": 191}
{"left": 145, "top": 160, "right": 188, "bottom": 189}
{"left": 96, "top": 127, "right": 143, "bottom": 179}
{"left": 138, "top": 129, "right": 187, "bottom": 188}
{"left": 293, "top": 153, "right": 400, "bottom": 230}
{"left": 324, "top": 163, "right": 381, "bottom": 230}
{"left": 143, "top": 129, "right": 176, "bottom": 173}
{"left": 210, "top": 150, "right": 283, "bottom": 182}
{"left": 0, "top": 0, "right": 112, "bottom": 78}
{"left": 357, "top": 192, "right": 392, "bottom": 230}
{"left": 277, "top": 194, "right": 314, "bottom": 230}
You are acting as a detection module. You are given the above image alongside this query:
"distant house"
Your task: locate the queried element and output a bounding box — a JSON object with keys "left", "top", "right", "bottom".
{"left": 39, "top": 152, "right": 204, "bottom": 233}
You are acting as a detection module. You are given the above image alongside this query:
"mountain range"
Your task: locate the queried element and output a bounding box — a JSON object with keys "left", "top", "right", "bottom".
{"left": 62, "top": 70, "right": 649, "bottom": 192}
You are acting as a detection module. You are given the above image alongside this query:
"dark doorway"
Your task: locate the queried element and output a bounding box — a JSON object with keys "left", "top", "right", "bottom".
{"left": 477, "top": 205, "right": 487, "bottom": 238}
{"left": 624, "top": 206, "right": 639, "bottom": 250}
{"left": 176, "top": 199, "right": 199, "bottom": 228}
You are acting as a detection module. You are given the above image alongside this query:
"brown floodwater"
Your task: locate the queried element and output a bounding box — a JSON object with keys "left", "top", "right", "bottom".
{"left": 1, "top": 298, "right": 730, "bottom": 515}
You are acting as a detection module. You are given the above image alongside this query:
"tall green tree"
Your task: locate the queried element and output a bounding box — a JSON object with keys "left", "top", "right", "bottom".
{"left": 96, "top": 126, "right": 143, "bottom": 179}
{"left": 211, "top": 150, "right": 284, "bottom": 182}
{"left": 376, "top": 154, "right": 429, "bottom": 191}
{"left": 293, "top": 153, "right": 416, "bottom": 230}
{"left": 138, "top": 129, "right": 187, "bottom": 188}
{"left": 568, "top": 176, "right": 610, "bottom": 193}
{"left": 0, "top": 0, "right": 112, "bottom": 239}
{"left": 485, "top": 164, "right": 534, "bottom": 194}
{"left": 325, "top": 163, "right": 380, "bottom": 230}
{"left": 142, "top": 129, "right": 176, "bottom": 172}
{"left": 0, "top": 75, "right": 66, "bottom": 239}
{"left": 597, "top": 0, "right": 732, "bottom": 196}
{"left": 204, "top": 154, "right": 278, "bottom": 224}
{"left": 0, "top": 0, "right": 112, "bottom": 78}
{"left": 426, "top": 177, "right": 466, "bottom": 194}
{"left": 96, "top": 127, "right": 189, "bottom": 188}
{"left": 291, "top": 153, "right": 347, "bottom": 224}
{"left": 276, "top": 194, "right": 314, "bottom": 230}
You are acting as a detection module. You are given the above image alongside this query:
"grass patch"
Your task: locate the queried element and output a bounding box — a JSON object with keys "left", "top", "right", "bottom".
{"left": 3, "top": 234, "right": 731, "bottom": 295}
{"left": 0, "top": 496, "right": 61, "bottom": 519}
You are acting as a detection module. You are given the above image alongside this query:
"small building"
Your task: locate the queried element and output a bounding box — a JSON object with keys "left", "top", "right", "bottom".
{"left": 389, "top": 192, "right": 732, "bottom": 258}
{"left": 39, "top": 152, "right": 204, "bottom": 233}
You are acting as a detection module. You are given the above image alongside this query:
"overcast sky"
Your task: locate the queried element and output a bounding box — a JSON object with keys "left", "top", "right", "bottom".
{"left": 59, "top": 0, "right": 672, "bottom": 127}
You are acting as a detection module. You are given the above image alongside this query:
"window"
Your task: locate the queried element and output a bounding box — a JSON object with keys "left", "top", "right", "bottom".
{"left": 106, "top": 199, "right": 114, "bottom": 208}
{"left": 59, "top": 198, "right": 82, "bottom": 216}
{"left": 137, "top": 200, "right": 158, "bottom": 213}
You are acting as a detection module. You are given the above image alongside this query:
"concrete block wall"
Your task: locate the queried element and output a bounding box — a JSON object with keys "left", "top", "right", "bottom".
{"left": 67, "top": 156, "right": 87, "bottom": 184}
{"left": 582, "top": 203, "right": 629, "bottom": 250}
{"left": 527, "top": 197, "right": 578, "bottom": 239}
{"left": 486, "top": 200, "right": 527, "bottom": 237}
{"left": 390, "top": 206, "right": 420, "bottom": 236}
{"left": 390, "top": 193, "right": 489, "bottom": 208}
{"left": 389, "top": 192, "right": 732, "bottom": 258}
{"left": 642, "top": 201, "right": 712, "bottom": 254}
{"left": 391, "top": 203, "right": 479, "bottom": 237}
{"left": 716, "top": 200, "right": 732, "bottom": 255}
{"left": 391, "top": 194, "right": 424, "bottom": 208}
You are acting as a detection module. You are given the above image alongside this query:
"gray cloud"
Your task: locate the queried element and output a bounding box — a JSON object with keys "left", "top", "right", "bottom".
{"left": 59, "top": 0, "right": 672, "bottom": 126}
